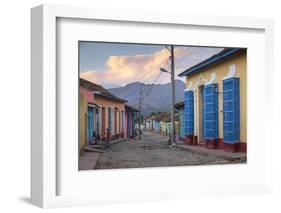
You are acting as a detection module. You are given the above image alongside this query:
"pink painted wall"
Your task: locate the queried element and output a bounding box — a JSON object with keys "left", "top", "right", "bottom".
{"left": 124, "top": 112, "right": 128, "bottom": 138}
{"left": 80, "top": 86, "right": 94, "bottom": 103}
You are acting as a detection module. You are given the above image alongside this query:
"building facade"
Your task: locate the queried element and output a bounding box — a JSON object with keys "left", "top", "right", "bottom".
{"left": 178, "top": 48, "right": 247, "bottom": 153}
{"left": 79, "top": 78, "right": 127, "bottom": 148}
{"left": 79, "top": 92, "right": 88, "bottom": 151}
{"left": 125, "top": 104, "right": 139, "bottom": 138}
{"left": 144, "top": 113, "right": 180, "bottom": 138}
{"left": 175, "top": 102, "right": 185, "bottom": 140}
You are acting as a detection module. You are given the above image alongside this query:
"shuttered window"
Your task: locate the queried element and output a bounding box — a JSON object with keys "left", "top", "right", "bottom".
{"left": 203, "top": 84, "right": 219, "bottom": 139}
{"left": 132, "top": 112, "right": 135, "bottom": 136}
{"left": 184, "top": 90, "right": 194, "bottom": 135}
{"left": 108, "top": 108, "right": 114, "bottom": 134}
{"left": 87, "top": 107, "right": 94, "bottom": 142}
{"left": 108, "top": 108, "right": 111, "bottom": 131}
{"left": 223, "top": 78, "right": 240, "bottom": 143}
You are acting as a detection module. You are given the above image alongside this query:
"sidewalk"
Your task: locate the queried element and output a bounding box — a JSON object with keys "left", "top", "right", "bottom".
{"left": 109, "top": 137, "right": 127, "bottom": 145}
{"left": 79, "top": 137, "right": 128, "bottom": 170}
{"left": 79, "top": 151, "right": 101, "bottom": 170}
{"left": 176, "top": 141, "right": 246, "bottom": 160}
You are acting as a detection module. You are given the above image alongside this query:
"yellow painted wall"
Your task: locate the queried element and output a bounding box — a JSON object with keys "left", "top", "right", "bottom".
{"left": 79, "top": 93, "right": 88, "bottom": 150}
{"left": 185, "top": 50, "right": 247, "bottom": 143}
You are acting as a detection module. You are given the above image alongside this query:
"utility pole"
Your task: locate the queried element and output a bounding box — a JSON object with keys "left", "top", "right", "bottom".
{"left": 170, "top": 45, "right": 176, "bottom": 147}
{"left": 160, "top": 45, "right": 176, "bottom": 147}
{"left": 138, "top": 85, "right": 142, "bottom": 139}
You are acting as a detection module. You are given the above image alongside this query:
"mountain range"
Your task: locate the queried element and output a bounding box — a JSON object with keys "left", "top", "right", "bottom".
{"left": 108, "top": 80, "right": 186, "bottom": 116}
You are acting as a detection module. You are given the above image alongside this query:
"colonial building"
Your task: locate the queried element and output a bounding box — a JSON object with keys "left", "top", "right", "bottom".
{"left": 178, "top": 48, "right": 247, "bottom": 153}
{"left": 80, "top": 78, "right": 127, "bottom": 146}
{"left": 125, "top": 104, "right": 139, "bottom": 138}
{"left": 79, "top": 91, "right": 88, "bottom": 151}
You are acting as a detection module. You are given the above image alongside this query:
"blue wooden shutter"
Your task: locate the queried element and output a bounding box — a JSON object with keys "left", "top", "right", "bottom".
{"left": 223, "top": 78, "right": 240, "bottom": 143}
{"left": 203, "top": 84, "right": 219, "bottom": 139}
{"left": 87, "top": 107, "right": 94, "bottom": 142}
{"left": 184, "top": 90, "right": 194, "bottom": 135}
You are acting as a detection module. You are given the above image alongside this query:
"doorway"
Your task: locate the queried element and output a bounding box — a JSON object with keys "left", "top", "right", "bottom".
{"left": 198, "top": 85, "right": 204, "bottom": 143}
{"left": 87, "top": 106, "right": 94, "bottom": 143}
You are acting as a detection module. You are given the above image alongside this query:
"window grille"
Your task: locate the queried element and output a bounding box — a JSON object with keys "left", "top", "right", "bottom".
{"left": 223, "top": 78, "right": 240, "bottom": 143}
{"left": 203, "top": 84, "right": 219, "bottom": 139}
{"left": 184, "top": 90, "right": 194, "bottom": 135}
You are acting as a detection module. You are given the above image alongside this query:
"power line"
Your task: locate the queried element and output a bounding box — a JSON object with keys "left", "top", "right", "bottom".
{"left": 138, "top": 72, "right": 165, "bottom": 109}
{"left": 174, "top": 48, "right": 204, "bottom": 72}
{"left": 112, "top": 58, "right": 168, "bottom": 97}
{"left": 175, "top": 47, "right": 223, "bottom": 70}
{"left": 134, "top": 57, "right": 168, "bottom": 82}
{"left": 112, "top": 46, "right": 170, "bottom": 97}
{"left": 112, "top": 58, "right": 168, "bottom": 98}
{"left": 113, "top": 46, "right": 210, "bottom": 99}
{"left": 175, "top": 47, "right": 202, "bottom": 63}
{"left": 132, "top": 71, "right": 164, "bottom": 109}
{"left": 163, "top": 47, "right": 202, "bottom": 72}
{"left": 141, "top": 72, "right": 163, "bottom": 99}
{"left": 132, "top": 48, "right": 203, "bottom": 108}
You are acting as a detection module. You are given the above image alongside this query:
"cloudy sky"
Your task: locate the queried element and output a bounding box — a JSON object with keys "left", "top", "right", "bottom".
{"left": 79, "top": 42, "right": 223, "bottom": 89}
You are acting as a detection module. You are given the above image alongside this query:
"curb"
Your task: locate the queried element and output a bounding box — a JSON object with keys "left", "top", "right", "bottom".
{"left": 176, "top": 144, "right": 246, "bottom": 161}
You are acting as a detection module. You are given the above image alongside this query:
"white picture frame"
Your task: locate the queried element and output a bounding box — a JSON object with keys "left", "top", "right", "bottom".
{"left": 31, "top": 4, "right": 274, "bottom": 208}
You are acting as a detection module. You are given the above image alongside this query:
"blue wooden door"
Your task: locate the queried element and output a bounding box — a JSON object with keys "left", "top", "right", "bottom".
{"left": 87, "top": 107, "right": 94, "bottom": 143}
{"left": 223, "top": 78, "right": 240, "bottom": 143}
{"left": 203, "top": 84, "right": 219, "bottom": 140}
{"left": 184, "top": 90, "right": 194, "bottom": 136}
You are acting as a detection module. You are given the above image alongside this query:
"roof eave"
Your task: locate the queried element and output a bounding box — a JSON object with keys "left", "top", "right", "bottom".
{"left": 95, "top": 93, "right": 127, "bottom": 103}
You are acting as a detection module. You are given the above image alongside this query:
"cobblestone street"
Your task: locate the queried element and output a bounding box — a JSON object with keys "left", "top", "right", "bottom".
{"left": 93, "top": 131, "right": 246, "bottom": 170}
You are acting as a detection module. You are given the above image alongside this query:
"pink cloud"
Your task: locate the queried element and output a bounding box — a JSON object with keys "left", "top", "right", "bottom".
{"left": 80, "top": 47, "right": 184, "bottom": 87}
{"left": 80, "top": 47, "right": 223, "bottom": 88}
